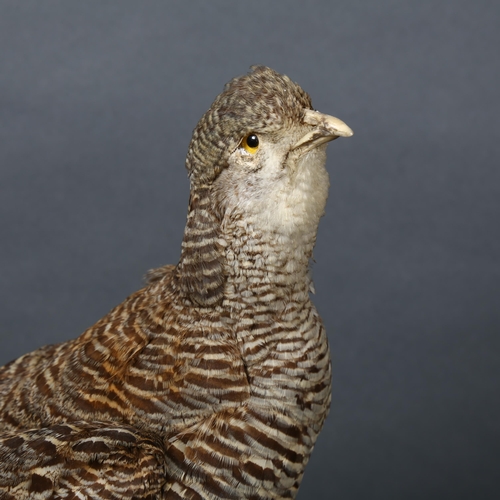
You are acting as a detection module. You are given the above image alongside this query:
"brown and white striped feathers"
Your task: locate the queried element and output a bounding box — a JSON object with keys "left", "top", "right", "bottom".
{"left": 0, "top": 66, "right": 353, "bottom": 499}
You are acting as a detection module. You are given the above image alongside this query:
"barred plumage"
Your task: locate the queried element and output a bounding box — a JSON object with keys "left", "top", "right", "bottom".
{"left": 0, "top": 66, "right": 352, "bottom": 499}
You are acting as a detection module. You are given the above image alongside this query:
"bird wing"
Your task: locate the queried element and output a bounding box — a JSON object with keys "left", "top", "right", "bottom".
{"left": 0, "top": 421, "right": 167, "bottom": 499}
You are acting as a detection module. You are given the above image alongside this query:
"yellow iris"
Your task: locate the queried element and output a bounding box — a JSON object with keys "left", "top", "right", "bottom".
{"left": 241, "top": 133, "right": 259, "bottom": 154}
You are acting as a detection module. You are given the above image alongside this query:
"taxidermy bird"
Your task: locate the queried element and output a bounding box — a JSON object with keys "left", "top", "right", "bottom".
{"left": 0, "top": 66, "right": 352, "bottom": 499}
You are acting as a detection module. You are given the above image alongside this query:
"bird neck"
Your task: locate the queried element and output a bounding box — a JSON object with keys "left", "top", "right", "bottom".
{"left": 221, "top": 217, "right": 317, "bottom": 310}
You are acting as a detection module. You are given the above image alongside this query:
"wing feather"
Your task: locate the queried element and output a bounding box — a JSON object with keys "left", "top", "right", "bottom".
{"left": 0, "top": 421, "right": 166, "bottom": 499}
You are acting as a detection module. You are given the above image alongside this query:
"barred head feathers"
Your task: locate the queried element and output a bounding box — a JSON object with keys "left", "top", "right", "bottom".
{"left": 185, "top": 66, "right": 312, "bottom": 186}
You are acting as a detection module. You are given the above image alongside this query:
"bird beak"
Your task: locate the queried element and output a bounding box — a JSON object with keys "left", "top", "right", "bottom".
{"left": 292, "top": 109, "right": 353, "bottom": 153}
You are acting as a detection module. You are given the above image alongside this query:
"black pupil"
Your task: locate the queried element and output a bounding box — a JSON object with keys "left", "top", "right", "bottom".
{"left": 246, "top": 134, "right": 259, "bottom": 148}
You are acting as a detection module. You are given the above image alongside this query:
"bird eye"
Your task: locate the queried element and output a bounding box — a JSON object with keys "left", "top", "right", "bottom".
{"left": 241, "top": 133, "right": 259, "bottom": 154}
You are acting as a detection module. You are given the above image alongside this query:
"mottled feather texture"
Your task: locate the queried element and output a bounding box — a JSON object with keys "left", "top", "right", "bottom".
{"left": 0, "top": 66, "right": 352, "bottom": 499}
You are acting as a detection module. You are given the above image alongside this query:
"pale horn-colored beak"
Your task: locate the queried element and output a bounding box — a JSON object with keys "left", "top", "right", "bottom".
{"left": 292, "top": 109, "right": 353, "bottom": 153}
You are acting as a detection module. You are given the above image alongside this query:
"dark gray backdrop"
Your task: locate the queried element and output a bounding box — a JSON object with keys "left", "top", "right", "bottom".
{"left": 0, "top": 1, "right": 498, "bottom": 498}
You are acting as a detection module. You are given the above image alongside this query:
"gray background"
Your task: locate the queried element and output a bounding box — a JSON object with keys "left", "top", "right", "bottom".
{"left": 0, "top": 1, "right": 498, "bottom": 498}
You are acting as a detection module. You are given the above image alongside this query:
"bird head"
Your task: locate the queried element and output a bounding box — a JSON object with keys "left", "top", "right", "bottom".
{"left": 177, "top": 66, "right": 352, "bottom": 306}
